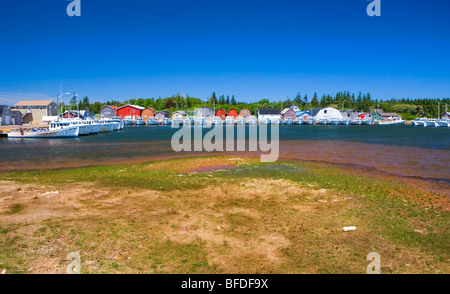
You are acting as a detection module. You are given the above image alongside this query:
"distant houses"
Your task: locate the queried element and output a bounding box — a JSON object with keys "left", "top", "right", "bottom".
{"left": 443, "top": 112, "right": 450, "bottom": 119}
{"left": 227, "top": 109, "right": 239, "bottom": 118}
{"left": 100, "top": 105, "right": 118, "bottom": 119}
{"left": 340, "top": 109, "right": 359, "bottom": 121}
{"left": 281, "top": 108, "right": 296, "bottom": 120}
{"left": 155, "top": 111, "right": 171, "bottom": 121}
{"left": 13, "top": 100, "right": 58, "bottom": 124}
{"left": 195, "top": 106, "right": 214, "bottom": 119}
{"left": 11, "top": 111, "right": 23, "bottom": 125}
{"left": 311, "top": 107, "right": 343, "bottom": 121}
{"left": 0, "top": 105, "right": 13, "bottom": 125}
{"left": 172, "top": 111, "right": 187, "bottom": 120}
{"left": 215, "top": 109, "right": 226, "bottom": 119}
{"left": 142, "top": 108, "right": 157, "bottom": 121}
{"left": 375, "top": 109, "right": 402, "bottom": 121}
{"left": 258, "top": 109, "right": 281, "bottom": 121}
{"left": 117, "top": 105, "right": 145, "bottom": 119}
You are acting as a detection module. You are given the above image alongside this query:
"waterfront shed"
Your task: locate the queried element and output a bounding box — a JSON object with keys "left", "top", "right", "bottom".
{"left": 117, "top": 105, "right": 145, "bottom": 119}
{"left": 12, "top": 111, "right": 23, "bottom": 125}
{"left": 100, "top": 105, "right": 118, "bottom": 119}
{"left": 195, "top": 106, "right": 214, "bottom": 119}
{"left": 313, "top": 107, "right": 343, "bottom": 121}
{"left": 0, "top": 105, "right": 13, "bottom": 125}
{"left": 239, "top": 109, "right": 251, "bottom": 118}
{"left": 172, "top": 111, "right": 187, "bottom": 120}
{"left": 155, "top": 111, "right": 171, "bottom": 121}
{"left": 442, "top": 112, "right": 450, "bottom": 119}
{"left": 14, "top": 100, "right": 57, "bottom": 124}
{"left": 141, "top": 108, "right": 156, "bottom": 121}
{"left": 296, "top": 111, "right": 313, "bottom": 123}
{"left": 281, "top": 108, "right": 297, "bottom": 120}
{"left": 215, "top": 109, "right": 226, "bottom": 119}
{"left": 340, "top": 109, "right": 359, "bottom": 121}
{"left": 258, "top": 109, "right": 281, "bottom": 121}
{"left": 227, "top": 109, "right": 239, "bottom": 118}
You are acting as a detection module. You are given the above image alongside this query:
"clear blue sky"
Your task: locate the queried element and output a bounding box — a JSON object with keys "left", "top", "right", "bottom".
{"left": 0, "top": 0, "right": 449, "bottom": 105}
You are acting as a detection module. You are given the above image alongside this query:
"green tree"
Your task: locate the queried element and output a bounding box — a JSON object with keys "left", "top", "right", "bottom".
{"left": 310, "top": 92, "right": 319, "bottom": 107}
{"left": 231, "top": 95, "right": 237, "bottom": 105}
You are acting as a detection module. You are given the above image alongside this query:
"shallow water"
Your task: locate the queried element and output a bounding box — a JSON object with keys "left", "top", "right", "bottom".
{"left": 0, "top": 125, "right": 449, "bottom": 183}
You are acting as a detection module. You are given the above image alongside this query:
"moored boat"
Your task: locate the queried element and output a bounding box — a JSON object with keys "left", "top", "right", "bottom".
{"left": 374, "top": 120, "right": 406, "bottom": 126}
{"left": 8, "top": 125, "right": 79, "bottom": 138}
{"left": 225, "top": 116, "right": 235, "bottom": 125}
{"left": 328, "top": 117, "right": 341, "bottom": 125}
{"left": 350, "top": 119, "right": 362, "bottom": 125}
{"left": 423, "top": 120, "right": 437, "bottom": 127}
{"left": 340, "top": 119, "right": 351, "bottom": 126}
{"left": 283, "top": 117, "right": 294, "bottom": 125}
{"left": 148, "top": 117, "right": 159, "bottom": 125}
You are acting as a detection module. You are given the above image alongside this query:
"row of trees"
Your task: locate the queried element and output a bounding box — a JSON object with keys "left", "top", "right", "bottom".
{"left": 69, "top": 92, "right": 449, "bottom": 119}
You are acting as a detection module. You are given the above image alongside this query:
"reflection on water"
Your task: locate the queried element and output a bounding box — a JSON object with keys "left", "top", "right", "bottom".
{"left": 0, "top": 125, "right": 449, "bottom": 183}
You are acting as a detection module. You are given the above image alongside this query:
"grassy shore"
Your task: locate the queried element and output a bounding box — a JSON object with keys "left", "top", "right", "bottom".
{"left": 0, "top": 156, "right": 448, "bottom": 274}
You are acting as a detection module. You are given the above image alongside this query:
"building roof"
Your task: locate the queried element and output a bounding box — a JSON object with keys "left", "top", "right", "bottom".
{"left": 118, "top": 104, "right": 145, "bottom": 110}
{"left": 258, "top": 109, "right": 281, "bottom": 115}
{"left": 281, "top": 108, "right": 295, "bottom": 115}
{"left": 103, "top": 105, "right": 118, "bottom": 111}
{"left": 173, "top": 111, "right": 187, "bottom": 115}
{"left": 0, "top": 105, "right": 11, "bottom": 115}
{"left": 309, "top": 107, "right": 325, "bottom": 116}
{"left": 11, "top": 110, "right": 23, "bottom": 116}
{"left": 14, "top": 100, "right": 54, "bottom": 107}
{"left": 296, "top": 111, "right": 312, "bottom": 116}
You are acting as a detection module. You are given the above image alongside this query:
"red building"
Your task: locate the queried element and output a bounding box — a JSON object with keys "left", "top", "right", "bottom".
{"left": 227, "top": 109, "right": 238, "bottom": 118}
{"left": 215, "top": 109, "right": 226, "bottom": 119}
{"left": 117, "top": 105, "right": 145, "bottom": 119}
{"left": 358, "top": 112, "right": 371, "bottom": 120}
{"left": 239, "top": 109, "right": 251, "bottom": 117}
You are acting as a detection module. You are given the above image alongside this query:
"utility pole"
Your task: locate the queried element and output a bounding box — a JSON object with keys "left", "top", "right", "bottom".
{"left": 437, "top": 101, "right": 440, "bottom": 119}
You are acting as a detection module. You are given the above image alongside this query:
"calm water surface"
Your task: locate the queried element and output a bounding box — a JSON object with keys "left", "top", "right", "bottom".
{"left": 1, "top": 125, "right": 449, "bottom": 183}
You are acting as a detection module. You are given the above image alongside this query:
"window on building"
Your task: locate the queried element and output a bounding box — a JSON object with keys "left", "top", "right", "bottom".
{"left": 40, "top": 106, "right": 43, "bottom": 110}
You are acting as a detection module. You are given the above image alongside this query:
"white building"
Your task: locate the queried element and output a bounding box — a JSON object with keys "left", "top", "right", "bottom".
{"left": 313, "top": 107, "right": 343, "bottom": 121}
{"left": 258, "top": 109, "right": 281, "bottom": 121}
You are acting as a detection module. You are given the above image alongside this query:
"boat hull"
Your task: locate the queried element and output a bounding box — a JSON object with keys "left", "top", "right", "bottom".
{"left": 8, "top": 127, "right": 79, "bottom": 138}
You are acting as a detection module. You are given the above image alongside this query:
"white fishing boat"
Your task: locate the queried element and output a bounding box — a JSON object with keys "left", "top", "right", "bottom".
{"left": 340, "top": 119, "right": 351, "bottom": 126}
{"left": 271, "top": 118, "right": 282, "bottom": 125}
{"left": 163, "top": 118, "right": 172, "bottom": 126}
{"left": 304, "top": 117, "right": 315, "bottom": 125}
{"left": 411, "top": 118, "right": 427, "bottom": 126}
{"left": 8, "top": 124, "right": 79, "bottom": 138}
{"left": 62, "top": 119, "right": 92, "bottom": 135}
{"left": 95, "top": 120, "right": 114, "bottom": 132}
{"left": 328, "top": 117, "right": 341, "bottom": 125}
{"left": 123, "top": 116, "right": 134, "bottom": 125}
{"left": 247, "top": 116, "right": 258, "bottom": 125}
{"left": 283, "top": 117, "right": 294, "bottom": 125}
{"left": 212, "top": 116, "right": 223, "bottom": 126}
{"left": 196, "top": 117, "right": 206, "bottom": 126}
{"left": 350, "top": 118, "right": 362, "bottom": 125}
{"left": 423, "top": 119, "right": 437, "bottom": 127}
{"left": 184, "top": 117, "right": 195, "bottom": 126}
{"left": 259, "top": 118, "right": 271, "bottom": 125}
{"left": 362, "top": 118, "right": 372, "bottom": 125}
{"left": 435, "top": 119, "right": 449, "bottom": 127}
{"left": 135, "top": 117, "right": 145, "bottom": 125}
{"left": 84, "top": 120, "right": 101, "bottom": 134}
{"left": 294, "top": 118, "right": 303, "bottom": 125}
{"left": 317, "top": 118, "right": 328, "bottom": 125}
{"left": 172, "top": 118, "right": 184, "bottom": 126}
{"left": 111, "top": 117, "right": 125, "bottom": 130}
{"left": 148, "top": 117, "right": 159, "bottom": 125}
{"left": 374, "top": 120, "right": 406, "bottom": 126}
{"left": 225, "top": 116, "right": 235, "bottom": 125}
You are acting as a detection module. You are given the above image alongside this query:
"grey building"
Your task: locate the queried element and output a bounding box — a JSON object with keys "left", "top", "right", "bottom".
{"left": 195, "top": 106, "right": 214, "bottom": 119}
{"left": 155, "top": 111, "right": 171, "bottom": 121}
{"left": 0, "top": 105, "right": 13, "bottom": 125}
{"left": 100, "top": 105, "right": 118, "bottom": 119}
{"left": 340, "top": 109, "right": 359, "bottom": 121}
{"left": 11, "top": 111, "right": 23, "bottom": 125}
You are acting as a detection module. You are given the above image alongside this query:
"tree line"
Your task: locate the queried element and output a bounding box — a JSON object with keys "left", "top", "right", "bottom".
{"left": 69, "top": 92, "right": 449, "bottom": 119}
